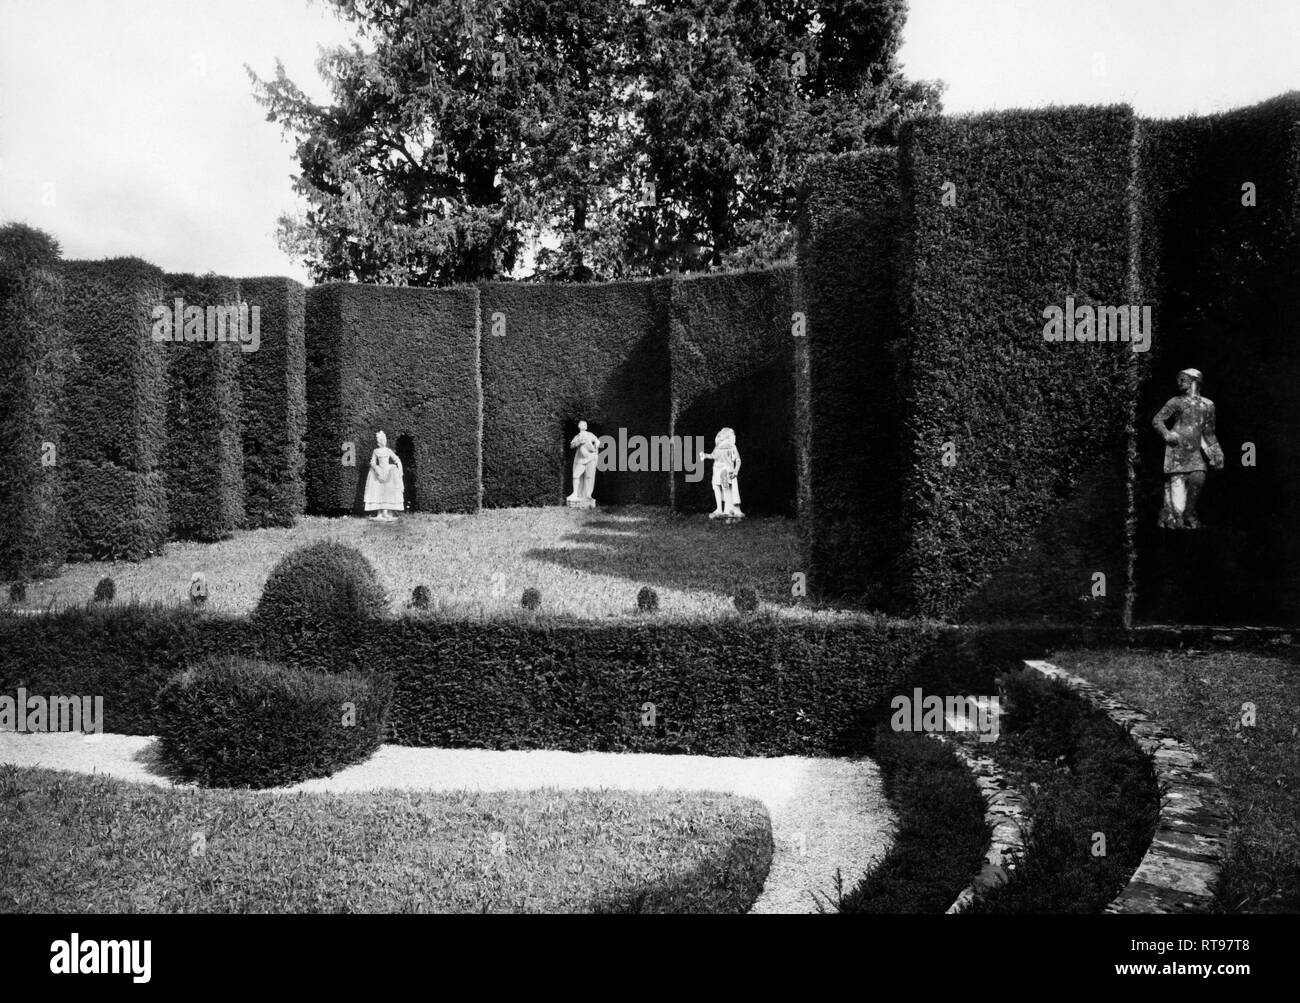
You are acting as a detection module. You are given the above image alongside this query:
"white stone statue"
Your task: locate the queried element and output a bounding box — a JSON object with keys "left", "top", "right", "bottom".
{"left": 363, "top": 430, "right": 404, "bottom": 520}
{"left": 700, "top": 427, "right": 743, "bottom": 519}
{"left": 567, "top": 420, "right": 599, "bottom": 508}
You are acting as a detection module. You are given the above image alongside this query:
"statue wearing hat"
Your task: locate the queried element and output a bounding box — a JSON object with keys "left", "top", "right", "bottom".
{"left": 1151, "top": 368, "right": 1223, "bottom": 529}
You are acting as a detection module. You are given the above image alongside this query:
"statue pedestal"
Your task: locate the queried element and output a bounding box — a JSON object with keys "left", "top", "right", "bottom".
{"left": 566, "top": 498, "right": 596, "bottom": 509}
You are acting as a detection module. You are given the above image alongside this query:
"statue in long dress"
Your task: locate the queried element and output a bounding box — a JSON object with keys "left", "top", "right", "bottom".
{"left": 363, "top": 430, "right": 404, "bottom": 520}
{"left": 700, "top": 427, "right": 743, "bottom": 519}
{"left": 567, "top": 420, "right": 599, "bottom": 508}
{"left": 1152, "top": 368, "right": 1223, "bottom": 529}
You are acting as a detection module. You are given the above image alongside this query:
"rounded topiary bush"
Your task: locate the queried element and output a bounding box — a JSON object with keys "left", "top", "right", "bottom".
{"left": 521, "top": 587, "right": 541, "bottom": 611}
{"left": 93, "top": 577, "right": 115, "bottom": 603}
{"left": 637, "top": 586, "right": 659, "bottom": 612}
{"left": 410, "top": 584, "right": 431, "bottom": 610}
{"left": 255, "top": 541, "right": 388, "bottom": 644}
{"left": 155, "top": 655, "right": 393, "bottom": 789}
{"left": 733, "top": 585, "right": 759, "bottom": 614}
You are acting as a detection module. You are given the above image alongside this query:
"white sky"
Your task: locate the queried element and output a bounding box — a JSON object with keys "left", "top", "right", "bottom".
{"left": 1, "top": 0, "right": 1297, "bottom": 281}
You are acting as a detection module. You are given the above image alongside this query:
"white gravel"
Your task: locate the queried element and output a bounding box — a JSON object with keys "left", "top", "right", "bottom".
{"left": 0, "top": 731, "right": 895, "bottom": 914}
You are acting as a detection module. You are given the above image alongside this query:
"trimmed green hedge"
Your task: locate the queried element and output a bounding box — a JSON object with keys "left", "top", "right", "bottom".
{"left": 668, "top": 267, "right": 798, "bottom": 516}
{"left": 163, "top": 273, "right": 245, "bottom": 541}
{"left": 0, "top": 604, "right": 937, "bottom": 755}
{"left": 798, "top": 149, "right": 908, "bottom": 606}
{"left": 305, "top": 283, "right": 481, "bottom": 513}
{"left": 480, "top": 279, "right": 672, "bottom": 507}
{"left": 0, "top": 224, "right": 67, "bottom": 578}
{"left": 237, "top": 277, "right": 306, "bottom": 528}
{"left": 896, "top": 108, "right": 1137, "bottom": 621}
{"left": 1134, "top": 95, "right": 1300, "bottom": 626}
{"left": 61, "top": 259, "right": 169, "bottom": 560}
{"left": 155, "top": 655, "right": 391, "bottom": 788}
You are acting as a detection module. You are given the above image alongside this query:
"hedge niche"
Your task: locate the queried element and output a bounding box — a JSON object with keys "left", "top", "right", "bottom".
{"left": 480, "top": 279, "right": 672, "bottom": 507}
{"left": 0, "top": 224, "right": 68, "bottom": 579}
{"left": 60, "top": 258, "right": 169, "bottom": 560}
{"left": 669, "top": 267, "right": 798, "bottom": 516}
{"left": 1134, "top": 95, "right": 1300, "bottom": 626}
{"left": 236, "top": 277, "right": 306, "bottom": 528}
{"left": 163, "top": 273, "right": 245, "bottom": 541}
{"left": 895, "top": 108, "right": 1138, "bottom": 622}
{"left": 305, "top": 283, "right": 481, "bottom": 514}
{"left": 797, "top": 149, "right": 908, "bottom": 606}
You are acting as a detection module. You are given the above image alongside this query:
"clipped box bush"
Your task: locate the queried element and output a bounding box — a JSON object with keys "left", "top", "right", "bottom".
{"left": 669, "top": 267, "right": 798, "bottom": 516}
{"left": 480, "top": 278, "right": 672, "bottom": 507}
{"left": 60, "top": 258, "right": 169, "bottom": 559}
{"left": 155, "top": 655, "right": 392, "bottom": 788}
{"left": 236, "top": 276, "right": 306, "bottom": 528}
{"left": 0, "top": 223, "right": 68, "bottom": 578}
{"left": 255, "top": 540, "right": 389, "bottom": 653}
{"left": 163, "top": 273, "right": 245, "bottom": 541}
{"left": 305, "top": 283, "right": 481, "bottom": 514}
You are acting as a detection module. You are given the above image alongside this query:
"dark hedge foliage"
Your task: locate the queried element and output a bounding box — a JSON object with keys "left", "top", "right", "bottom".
{"left": 155, "top": 655, "right": 391, "bottom": 788}
{"left": 480, "top": 279, "right": 672, "bottom": 507}
{"left": 60, "top": 259, "right": 169, "bottom": 559}
{"left": 1134, "top": 95, "right": 1300, "bottom": 626}
{"left": 8, "top": 581, "right": 26, "bottom": 602}
{"left": 637, "top": 586, "right": 659, "bottom": 612}
{"left": 895, "top": 108, "right": 1137, "bottom": 622}
{"left": 163, "top": 273, "right": 245, "bottom": 541}
{"left": 732, "top": 585, "right": 760, "bottom": 614}
{"left": 236, "top": 277, "right": 306, "bottom": 528}
{"left": 0, "top": 223, "right": 68, "bottom": 578}
{"left": 668, "top": 267, "right": 798, "bottom": 516}
{"left": 304, "top": 283, "right": 481, "bottom": 514}
{"left": 254, "top": 540, "right": 389, "bottom": 650}
{"left": 410, "top": 584, "right": 431, "bottom": 609}
{"left": 0, "top": 605, "right": 938, "bottom": 756}
{"left": 520, "top": 586, "right": 541, "bottom": 610}
{"left": 92, "top": 577, "right": 115, "bottom": 603}
{"left": 797, "top": 149, "right": 908, "bottom": 607}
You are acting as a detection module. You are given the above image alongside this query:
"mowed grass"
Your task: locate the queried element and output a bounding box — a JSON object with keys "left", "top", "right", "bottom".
{"left": 1050, "top": 646, "right": 1300, "bottom": 913}
{"left": 0, "top": 767, "right": 773, "bottom": 913}
{"left": 8, "top": 506, "right": 840, "bottom": 622}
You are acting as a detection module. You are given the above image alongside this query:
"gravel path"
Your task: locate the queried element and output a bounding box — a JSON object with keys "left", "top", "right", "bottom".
{"left": 0, "top": 732, "right": 895, "bottom": 914}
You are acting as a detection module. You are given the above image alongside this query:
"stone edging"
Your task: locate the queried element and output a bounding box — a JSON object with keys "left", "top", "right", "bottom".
{"left": 928, "top": 733, "right": 1030, "bottom": 915}
{"left": 1023, "top": 659, "right": 1230, "bottom": 914}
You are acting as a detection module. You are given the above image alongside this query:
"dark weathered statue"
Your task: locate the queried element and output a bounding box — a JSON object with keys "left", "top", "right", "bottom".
{"left": 1152, "top": 368, "right": 1223, "bottom": 529}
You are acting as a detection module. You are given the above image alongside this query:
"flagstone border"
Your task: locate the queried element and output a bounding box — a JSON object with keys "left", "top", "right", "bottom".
{"left": 1023, "top": 659, "right": 1229, "bottom": 914}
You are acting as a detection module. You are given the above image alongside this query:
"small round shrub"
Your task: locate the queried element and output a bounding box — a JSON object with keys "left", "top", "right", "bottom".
{"left": 637, "top": 586, "right": 659, "bottom": 612}
{"left": 8, "top": 581, "right": 26, "bottom": 603}
{"left": 255, "top": 541, "right": 388, "bottom": 640}
{"left": 411, "top": 584, "right": 431, "bottom": 610}
{"left": 733, "top": 585, "right": 760, "bottom": 614}
{"left": 521, "top": 587, "right": 541, "bottom": 611}
{"left": 155, "top": 655, "right": 393, "bottom": 789}
{"left": 93, "top": 577, "right": 116, "bottom": 603}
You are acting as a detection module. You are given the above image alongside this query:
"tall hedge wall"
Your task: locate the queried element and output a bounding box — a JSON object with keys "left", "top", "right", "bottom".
{"left": 668, "top": 267, "right": 797, "bottom": 516}
{"left": 797, "top": 149, "right": 908, "bottom": 606}
{"left": 60, "top": 259, "right": 169, "bottom": 560}
{"left": 0, "top": 225, "right": 67, "bottom": 579}
{"left": 1134, "top": 95, "right": 1300, "bottom": 626}
{"left": 305, "top": 283, "right": 481, "bottom": 514}
{"left": 163, "top": 274, "right": 245, "bottom": 541}
{"left": 480, "top": 279, "right": 672, "bottom": 507}
{"left": 236, "top": 276, "right": 306, "bottom": 528}
{"left": 895, "top": 108, "right": 1138, "bottom": 622}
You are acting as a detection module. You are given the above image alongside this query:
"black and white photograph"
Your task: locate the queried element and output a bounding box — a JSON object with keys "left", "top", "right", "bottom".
{"left": 0, "top": 0, "right": 1295, "bottom": 985}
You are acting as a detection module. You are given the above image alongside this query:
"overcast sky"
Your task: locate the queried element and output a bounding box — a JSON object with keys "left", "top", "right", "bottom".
{"left": 1, "top": 0, "right": 1297, "bottom": 281}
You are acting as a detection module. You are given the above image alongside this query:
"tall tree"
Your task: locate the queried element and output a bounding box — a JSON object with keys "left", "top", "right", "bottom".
{"left": 252, "top": 0, "right": 939, "bottom": 284}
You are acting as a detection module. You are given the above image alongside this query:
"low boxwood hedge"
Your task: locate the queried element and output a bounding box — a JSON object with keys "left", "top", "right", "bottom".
{"left": 155, "top": 655, "right": 392, "bottom": 789}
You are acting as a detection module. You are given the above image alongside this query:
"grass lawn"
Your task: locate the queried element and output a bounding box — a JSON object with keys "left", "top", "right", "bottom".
{"left": 0, "top": 767, "right": 773, "bottom": 913}
{"left": 6, "top": 506, "right": 843, "bottom": 622}
{"left": 1049, "top": 646, "right": 1300, "bottom": 913}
